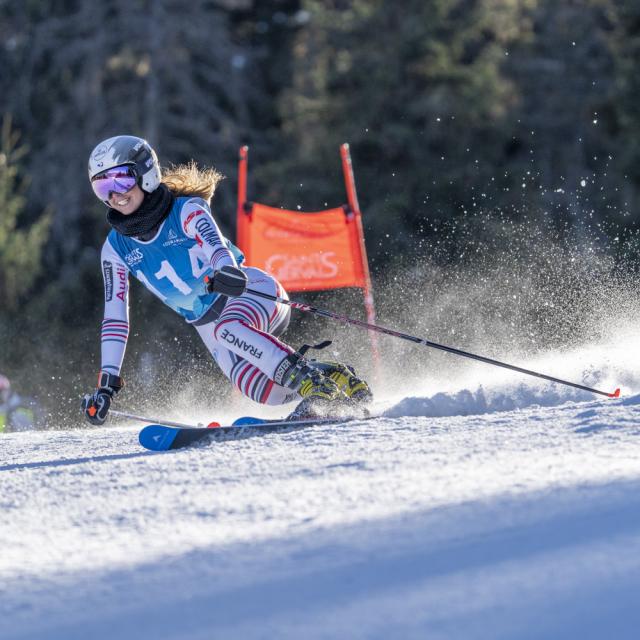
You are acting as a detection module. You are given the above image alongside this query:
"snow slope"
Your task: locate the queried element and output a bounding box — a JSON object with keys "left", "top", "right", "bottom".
{"left": 2, "top": 340, "right": 640, "bottom": 639}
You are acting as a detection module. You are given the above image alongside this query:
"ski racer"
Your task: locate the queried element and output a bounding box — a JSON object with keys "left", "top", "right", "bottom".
{"left": 0, "top": 374, "right": 40, "bottom": 432}
{"left": 82, "top": 135, "right": 372, "bottom": 426}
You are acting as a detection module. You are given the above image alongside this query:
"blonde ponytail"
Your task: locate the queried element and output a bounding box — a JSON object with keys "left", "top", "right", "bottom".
{"left": 161, "top": 161, "right": 223, "bottom": 203}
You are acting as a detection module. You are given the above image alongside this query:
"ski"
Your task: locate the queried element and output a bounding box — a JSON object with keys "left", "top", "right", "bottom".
{"left": 138, "top": 414, "right": 370, "bottom": 452}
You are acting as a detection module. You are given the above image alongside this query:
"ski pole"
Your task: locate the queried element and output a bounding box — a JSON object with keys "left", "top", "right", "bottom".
{"left": 110, "top": 409, "right": 209, "bottom": 429}
{"left": 243, "top": 287, "right": 620, "bottom": 399}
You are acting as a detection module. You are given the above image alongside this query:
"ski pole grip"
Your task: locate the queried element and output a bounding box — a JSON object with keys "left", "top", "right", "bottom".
{"left": 205, "top": 266, "right": 248, "bottom": 297}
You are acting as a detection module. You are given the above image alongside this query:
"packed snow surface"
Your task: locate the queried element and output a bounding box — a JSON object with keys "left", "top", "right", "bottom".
{"left": 2, "top": 339, "right": 640, "bottom": 639}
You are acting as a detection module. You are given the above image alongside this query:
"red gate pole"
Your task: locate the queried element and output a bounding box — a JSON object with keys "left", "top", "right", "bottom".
{"left": 340, "top": 143, "right": 381, "bottom": 378}
{"left": 237, "top": 145, "right": 249, "bottom": 254}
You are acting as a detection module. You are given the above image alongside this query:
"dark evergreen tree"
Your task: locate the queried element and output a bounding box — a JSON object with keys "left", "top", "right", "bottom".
{"left": 255, "top": 0, "right": 534, "bottom": 262}
{"left": 504, "top": 0, "right": 619, "bottom": 227}
{"left": 1, "top": 0, "right": 254, "bottom": 267}
{"left": 608, "top": 0, "right": 640, "bottom": 218}
{"left": 0, "top": 116, "right": 51, "bottom": 311}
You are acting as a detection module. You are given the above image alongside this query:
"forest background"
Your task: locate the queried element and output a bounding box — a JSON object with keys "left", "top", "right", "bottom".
{"left": 1, "top": 0, "right": 639, "bottom": 425}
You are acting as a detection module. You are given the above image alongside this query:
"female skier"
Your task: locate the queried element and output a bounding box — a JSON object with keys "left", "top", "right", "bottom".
{"left": 82, "top": 135, "right": 371, "bottom": 425}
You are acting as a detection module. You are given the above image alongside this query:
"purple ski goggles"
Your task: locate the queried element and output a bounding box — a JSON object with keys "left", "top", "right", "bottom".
{"left": 91, "top": 165, "right": 138, "bottom": 201}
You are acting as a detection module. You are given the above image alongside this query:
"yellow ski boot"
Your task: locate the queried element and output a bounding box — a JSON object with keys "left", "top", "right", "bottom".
{"left": 311, "top": 361, "right": 373, "bottom": 403}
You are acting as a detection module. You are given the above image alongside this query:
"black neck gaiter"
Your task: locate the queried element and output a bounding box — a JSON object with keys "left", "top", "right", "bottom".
{"left": 106, "top": 183, "right": 175, "bottom": 237}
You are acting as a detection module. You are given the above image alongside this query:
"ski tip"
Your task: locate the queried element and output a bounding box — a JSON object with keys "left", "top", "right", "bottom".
{"left": 608, "top": 388, "right": 621, "bottom": 398}
{"left": 139, "top": 424, "right": 179, "bottom": 451}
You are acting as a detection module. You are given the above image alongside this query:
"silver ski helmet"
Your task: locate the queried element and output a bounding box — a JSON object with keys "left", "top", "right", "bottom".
{"left": 88, "top": 135, "right": 161, "bottom": 201}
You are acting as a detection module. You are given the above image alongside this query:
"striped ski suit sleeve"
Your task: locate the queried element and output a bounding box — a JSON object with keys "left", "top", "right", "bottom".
{"left": 180, "top": 198, "right": 237, "bottom": 273}
{"left": 100, "top": 238, "right": 130, "bottom": 376}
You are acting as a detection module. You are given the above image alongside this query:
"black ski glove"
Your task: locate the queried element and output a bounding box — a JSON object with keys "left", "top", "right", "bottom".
{"left": 81, "top": 372, "right": 123, "bottom": 426}
{"left": 205, "top": 265, "right": 248, "bottom": 297}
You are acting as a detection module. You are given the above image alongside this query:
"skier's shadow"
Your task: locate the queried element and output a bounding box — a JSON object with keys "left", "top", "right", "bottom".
{"left": 0, "top": 451, "right": 153, "bottom": 472}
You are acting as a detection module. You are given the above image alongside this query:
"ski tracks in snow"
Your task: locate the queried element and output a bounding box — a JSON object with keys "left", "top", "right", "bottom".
{"left": 1, "top": 393, "right": 640, "bottom": 639}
